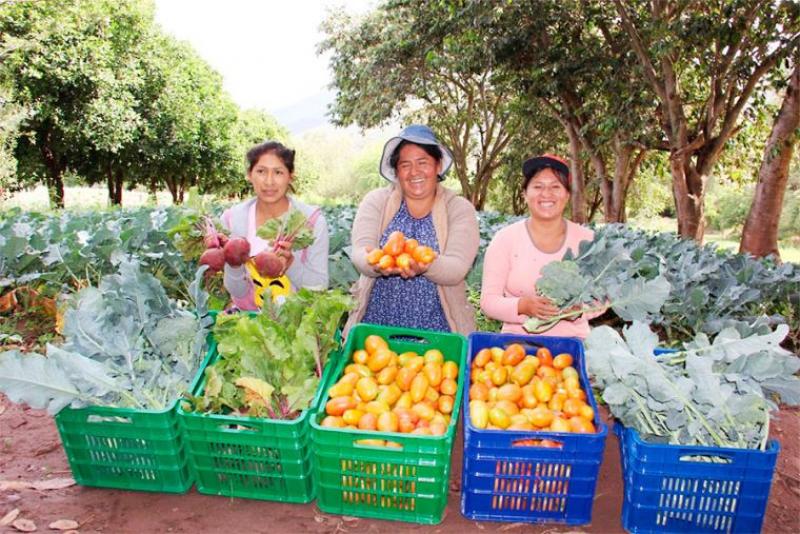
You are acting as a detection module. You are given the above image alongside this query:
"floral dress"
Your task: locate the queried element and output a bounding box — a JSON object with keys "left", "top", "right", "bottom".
{"left": 361, "top": 201, "right": 450, "bottom": 332}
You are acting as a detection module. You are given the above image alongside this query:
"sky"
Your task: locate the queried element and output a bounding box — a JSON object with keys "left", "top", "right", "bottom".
{"left": 153, "top": 0, "right": 374, "bottom": 117}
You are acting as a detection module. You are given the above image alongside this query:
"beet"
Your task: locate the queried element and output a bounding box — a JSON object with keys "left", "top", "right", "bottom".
{"left": 223, "top": 237, "right": 251, "bottom": 267}
{"left": 204, "top": 234, "right": 221, "bottom": 249}
{"left": 199, "top": 248, "right": 226, "bottom": 272}
{"left": 253, "top": 251, "right": 285, "bottom": 278}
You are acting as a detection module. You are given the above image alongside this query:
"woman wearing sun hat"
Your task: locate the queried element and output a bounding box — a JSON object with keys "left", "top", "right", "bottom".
{"left": 344, "top": 124, "right": 480, "bottom": 335}
{"left": 480, "top": 153, "right": 598, "bottom": 338}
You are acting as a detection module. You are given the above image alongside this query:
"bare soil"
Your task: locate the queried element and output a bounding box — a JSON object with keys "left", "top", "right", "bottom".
{"left": 1, "top": 396, "right": 797, "bottom": 534}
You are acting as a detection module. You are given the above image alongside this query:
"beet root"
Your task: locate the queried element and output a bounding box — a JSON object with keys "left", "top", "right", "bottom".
{"left": 223, "top": 237, "right": 251, "bottom": 267}
{"left": 253, "top": 251, "right": 286, "bottom": 278}
{"left": 199, "top": 248, "right": 226, "bottom": 272}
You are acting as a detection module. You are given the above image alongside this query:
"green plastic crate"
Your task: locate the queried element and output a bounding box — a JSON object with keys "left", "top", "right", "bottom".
{"left": 54, "top": 336, "right": 216, "bottom": 493}
{"left": 310, "top": 323, "right": 468, "bottom": 525}
{"left": 177, "top": 337, "right": 342, "bottom": 502}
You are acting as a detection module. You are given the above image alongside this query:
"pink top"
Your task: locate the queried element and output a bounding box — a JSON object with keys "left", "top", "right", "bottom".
{"left": 480, "top": 219, "right": 595, "bottom": 338}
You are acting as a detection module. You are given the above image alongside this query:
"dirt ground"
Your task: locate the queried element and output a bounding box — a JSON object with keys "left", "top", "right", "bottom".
{"left": 1, "top": 396, "right": 798, "bottom": 534}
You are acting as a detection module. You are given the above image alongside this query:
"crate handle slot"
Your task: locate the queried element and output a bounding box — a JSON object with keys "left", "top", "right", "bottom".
{"left": 678, "top": 453, "right": 733, "bottom": 463}
{"left": 87, "top": 414, "right": 133, "bottom": 424}
{"left": 512, "top": 438, "right": 563, "bottom": 449}
{"left": 388, "top": 334, "right": 430, "bottom": 345}
{"left": 218, "top": 423, "right": 260, "bottom": 433}
{"left": 353, "top": 439, "right": 404, "bottom": 450}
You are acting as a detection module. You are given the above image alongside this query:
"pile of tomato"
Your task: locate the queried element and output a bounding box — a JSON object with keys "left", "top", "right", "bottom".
{"left": 468, "top": 344, "right": 597, "bottom": 433}
{"left": 321, "top": 334, "right": 459, "bottom": 446}
{"left": 366, "top": 231, "right": 437, "bottom": 270}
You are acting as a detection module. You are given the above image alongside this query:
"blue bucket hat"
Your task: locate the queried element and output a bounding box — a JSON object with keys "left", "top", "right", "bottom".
{"left": 379, "top": 124, "right": 454, "bottom": 182}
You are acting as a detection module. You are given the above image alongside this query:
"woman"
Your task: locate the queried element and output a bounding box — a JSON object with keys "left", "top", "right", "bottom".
{"left": 222, "top": 141, "right": 329, "bottom": 310}
{"left": 480, "top": 153, "right": 596, "bottom": 338}
{"left": 345, "top": 124, "right": 479, "bottom": 335}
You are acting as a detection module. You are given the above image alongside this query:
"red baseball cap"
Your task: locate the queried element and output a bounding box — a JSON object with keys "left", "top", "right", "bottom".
{"left": 522, "top": 153, "right": 570, "bottom": 191}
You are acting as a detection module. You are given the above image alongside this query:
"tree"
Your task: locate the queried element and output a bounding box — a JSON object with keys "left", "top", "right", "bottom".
{"left": 320, "top": 3, "right": 529, "bottom": 209}
{"left": 612, "top": 0, "right": 800, "bottom": 240}
{"left": 1, "top": 0, "right": 153, "bottom": 208}
{"left": 740, "top": 59, "right": 800, "bottom": 258}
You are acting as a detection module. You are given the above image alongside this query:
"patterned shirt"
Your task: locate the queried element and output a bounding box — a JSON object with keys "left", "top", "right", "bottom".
{"left": 362, "top": 201, "right": 450, "bottom": 332}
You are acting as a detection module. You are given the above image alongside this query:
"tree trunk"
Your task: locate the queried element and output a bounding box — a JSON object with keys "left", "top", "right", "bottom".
{"left": 177, "top": 176, "right": 187, "bottom": 204}
{"left": 38, "top": 133, "right": 65, "bottom": 209}
{"left": 740, "top": 63, "right": 800, "bottom": 259}
{"left": 114, "top": 168, "right": 123, "bottom": 205}
{"left": 565, "top": 125, "right": 587, "bottom": 223}
{"left": 148, "top": 176, "right": 158, "bottom": 203}
{"left": 165, "top": 176, "right": 179, "bottom": 204}
{"left": 610, "top": 139, "right": 646, "bottom": 223}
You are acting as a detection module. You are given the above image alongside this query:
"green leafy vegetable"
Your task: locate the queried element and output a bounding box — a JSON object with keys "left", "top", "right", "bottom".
{"left": 0, "top": 260, "right": 212, "bottom": 414}
{"left": 256, "top": 208, "right": 315, "bottom": 250}
{"left": 186, "top": 288, "right": 353, "bottom": 419}
{"left": 585, "top": 320, "right": 800, "bottom": 450}
{"left": 524, "top": 233, "right": 671, "bottom": 333}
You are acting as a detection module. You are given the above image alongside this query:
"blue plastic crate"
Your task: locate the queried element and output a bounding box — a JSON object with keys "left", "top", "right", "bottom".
{"left": 460, "top": 332, "right": 608, "bottom": 525}
{"left": 616, "top": 423, "right": 779, "bottom": 533}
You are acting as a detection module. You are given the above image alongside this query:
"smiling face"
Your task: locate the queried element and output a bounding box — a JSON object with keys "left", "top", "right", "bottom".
{"left": 247, "top": 151, "right": 293, "bottom": 206}
{"left": 524, "top": 168, "right": 570, "bottom": 221}
{"left": 395, "top": 143, "right": 442, "bottom": 201}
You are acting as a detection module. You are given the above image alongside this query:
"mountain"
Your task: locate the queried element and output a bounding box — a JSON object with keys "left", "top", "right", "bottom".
{"left": 271, "top": 90, "right": 336, "bottom": 135}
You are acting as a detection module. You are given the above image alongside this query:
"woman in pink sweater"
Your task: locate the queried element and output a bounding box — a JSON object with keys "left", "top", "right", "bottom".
{"left": 480, "top": 154, "right": 595, "bottom": 338}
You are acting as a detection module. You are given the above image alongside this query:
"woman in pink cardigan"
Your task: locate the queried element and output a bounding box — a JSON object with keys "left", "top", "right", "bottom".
{"left": 480, "top": 154, "right": 596, "bottom": 338}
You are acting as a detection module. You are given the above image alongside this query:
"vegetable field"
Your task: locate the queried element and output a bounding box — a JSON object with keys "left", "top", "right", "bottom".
{"left": 1, "top": 204, "right": 799, "bottom": 533}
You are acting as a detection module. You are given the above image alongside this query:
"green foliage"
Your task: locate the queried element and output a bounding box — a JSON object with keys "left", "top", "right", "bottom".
{"left": 256, "top": 208, "right": 315, "bottom": 249}
{"left": 586, "top": 320, "right": 800, "bottom": 449}
{"left": 187, "top": 289, "right": 353, "bottom": 419}
{"left": 0, "top": 260, "right": 211, "bottom": 414}
{"left": 524, "top": 234, "right": 671, "bottom": 333}
{"left": 705, "top": 185, "right": 752, "bottom": 232}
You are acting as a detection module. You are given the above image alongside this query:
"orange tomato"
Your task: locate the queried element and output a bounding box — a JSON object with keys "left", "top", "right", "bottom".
{"left": 357, "top": 412, "right": 378, "bottom": 431}
{"left": 356, "top": 377, "right": 379, "bottom": 402}
{"left": 497, "top": 383, "right": 522, "bottom": 403}
{"left": 365, "top": 400, "right": 390, "bottom": 415}
{"left": 403, "top": 238, "right": 419, "bottom": 254}
{"left": 342, "top": 409, "right": 364, "bottom": 426}
{"left": 533, "top": 380, "right": 554, "bottom": 403}
{"left": 405, "top": 355, "right": 425, "bottom": 373}
{"left": 442, "top": 361, "right": 459, "bottom": 380}
{"left": 578, "top": 404, "right": 595, "bottom": 421}
{"left": 553, "top": 353, "right": 574, "bottom": 370}
{"left": 429, "top": 421, "right": 447, "bottom": 435}
{"left": 350, "top": 349, "right": 368, "bottom": 365}
{"left": 321, "top": 415, "right": 346, "bottom": 428}
{"left": 395, "top": 253, "right": 412, "bottom": 269}
{"left": 423, "top": 362, "right": 443, "bottom": 387}
{"left": 364, "top": 335, "right": 388, "bottom": 355}
{"left": 495, "top": 399, "right": 520, "bottom": 416}
{"left": 550, "top": 416, "right": 571, "bottom": 433}
{"left": 438, "top": 395, "right": 454, "bottom": 414}
{"left": 473, "top": 348, "right": 492, "bottom": 368}
{"left": 502, "top": 343, "right": 526, "bottom": 366}
{"left": 395, "top": 392, "right": 413, "bottom": 409}
{"left": 569, "top": 416, "right": 596, "bottom": 433}
{"left": 377, "top": 411, "right": 399, "bottom": 433}
{"left": 528, "top": 406, "right": 554, "bottom": 428}
{"left": 412, "top": 402, "right": 435, "bottom": 421}
{"left": 377, "top": 384, "right": 402, "bottom": 406}
{"left": 328, "top": 380, "right": 354, "bottom": 398}
{"left": 561, "top": 366, "right": 579, "bottom": 381}
{"left": 469, "top": 400, "right": 489, "bottom": 428}
{"left": 383, "top": 232, "right": 405, "bottom": 256}
{"left": 423, "top": 349, "right": 444, "bottom": 365}
{"left": 562, "top": 398, "right": 584, "bottom": 418}
{"left": 424, "top": 386, "right": 440, "bottom": 403}
{"left": 536, "top": 347, "right": 553, "bottom": 367}
{"left": 410, "top": 373, "right": 430, "bottom": 403}
{"left": 377, "top": 253, "right": 395, "bottom": 270}
{"left": 469, "top": 382, "right": 489, "bottom": 401}
{"left": 345, "top": 363, "right": 371, "bottom": 377}
{"left": 537, "top": 365, "right": 557, "bottom": 379}
{"left": 366, "top": 248, "right": 384, "bottom": 265}
{"left": 489, "top": 407, "right": 511, "bottom": 429}
{"left": 510, "top": 361, "right": 537, "bottom": 386}
{"left": 548, "top": 392, "right": 566, "bottom": 412}
{"left": 395, "top": 367, "right": 417, "bottom": 391}
{"left": 440, "top": 377, "right": 458, "bottom": 396}
{"left": 491, "top": 366, "right": 508, "bottom": 386}
{"left": 376, "top": 365, "right": 398, "bottom": 385}
{"left": 368, "top": 348, "right": 393, "bottom": 372}
{"left": 326, "top": 396, "right": 357, "bottom": 416}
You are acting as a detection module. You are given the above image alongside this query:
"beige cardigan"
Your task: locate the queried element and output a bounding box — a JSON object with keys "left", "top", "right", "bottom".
{"left": 344, "top": 184, "right": 480, "bottom": 336}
